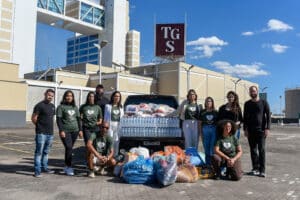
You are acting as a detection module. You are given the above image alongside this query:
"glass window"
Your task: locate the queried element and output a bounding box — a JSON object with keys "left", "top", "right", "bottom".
{"left": 67, "top": 59, "right": 74, "bottom": 65}
{"left": 89, "top": 48, "right": 98, "bottom": 54}
{"left": 67, "top": 46, "right": 74, "bottom": 52}
{"left": 48, "top": 0, "right": 64, "bottom": 14}
{"left": 80, "top": 37, "right": 88, "bottom": 43}
{"left": 81, "top": 3, "right": 93, "bottom": 24}
{"left": 37, "top": 0, "right": 47, "bottom": 9}
{"left": 67, "top": 52, "right": 74, "bottom": 58}
{"left": 79, "top": 43, "right": 88, "bottom": 49}
{"left": 89, "top": 41, "right": 98, "bottom": 47}
{"left": 79, "top": 50, "right": 88, "bottom": 56}
{"left": 93, "top": 8, "right": 105, "bottom": 27}
{"left": 89, "top": 60, "right": 98, "bottom": 65}
{"left": 89, "top": 54, "right": 98, "bottom": 60}
{"left": 79, "top": 56, "right": 88, "bottom": 63}
{"left": 89, "top": 35, "right": 98, "bottom": 40}
{"left": 67, "top": 40, "right": 74, "bottom": 46}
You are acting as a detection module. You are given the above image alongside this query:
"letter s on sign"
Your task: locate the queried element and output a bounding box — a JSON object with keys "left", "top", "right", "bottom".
{"left": 165, "top": 41, "right": 175, "bottom": 52}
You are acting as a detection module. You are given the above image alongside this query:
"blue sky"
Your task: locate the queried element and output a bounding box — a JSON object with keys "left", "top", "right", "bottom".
{"left": 35, "top": 0, "right": 300, "bottom": 114}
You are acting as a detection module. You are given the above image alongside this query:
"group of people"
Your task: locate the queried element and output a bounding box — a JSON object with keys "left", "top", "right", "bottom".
{"left": 32, "top": 84, "right": 270, "bottom": 181}
{"left": 32, "top": 85, "right": 123, "bottom": 178}
{"left": 179, "top": 86, "right": 270, "bottom": 180}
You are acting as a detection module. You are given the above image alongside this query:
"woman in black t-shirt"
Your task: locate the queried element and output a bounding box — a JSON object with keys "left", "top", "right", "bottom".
{"left": 218, "top": 91, "right": 243, "bottom": 139}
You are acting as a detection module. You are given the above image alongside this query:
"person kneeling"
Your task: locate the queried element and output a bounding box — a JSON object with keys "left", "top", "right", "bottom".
{"left": 87, "top": 122, "right": 116, "bottom": 178}
{"left": 212, "top": 120, "right": 243, "bottom": 181}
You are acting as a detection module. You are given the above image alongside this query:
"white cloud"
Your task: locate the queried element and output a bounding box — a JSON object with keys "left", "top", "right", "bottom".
{"left": 187, "top": 36, "right": 228, "bottom": 58}
{"left": 271, "top": 44, "right": 289, "bottom": 53}
{"left": 266, "top": 19, "right": 293, "bottom": 32}
{"left": 241, "top": 31, "right": 254, "bottom": 36}
{"left": 211, "top": 61, "right": 269, "bottom": 78}
{"left": 262, "top": 43, "right": 289, "bottom": 53}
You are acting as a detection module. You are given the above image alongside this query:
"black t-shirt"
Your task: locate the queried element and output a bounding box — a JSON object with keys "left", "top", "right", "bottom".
{"left": 33, "top": 101, "right": 55, "bottom": 134}
{"left": 218, "top": 104, "right": 243, "bottom": 123}
{"left": 243, "top": 99, "right": 271, "bottom": 133}
{"left": 95, "top": 94, "right": 109, "bottom": 117}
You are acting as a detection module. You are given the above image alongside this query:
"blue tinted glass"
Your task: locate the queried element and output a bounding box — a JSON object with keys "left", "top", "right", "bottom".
{"left": 67, "top": 59, "right": 74, "bottom": 65}
{"left": 80, "top": 37, "right": 88, "bottom": 43}
{"left": 89, "top": 35, "right": 98, "bottom": 40}
{"left": 48, "top": 0, "right": 64, "bottom": 14}
{"left": 89, "top": 41, "right": 98, "bottom": 47}
{"left": 67, "top": 40, "right": 74, "bottom": 46}
{"left": 89, "top": 60, "right": 98, "bottom": 65}
{"left": 89, "top": 48, "right": 98, "bottom": 54}
{"left": 79, "top": 43, "right": 88, "bottom": 49}
{"left": 67, "top": 52, "right": 74, "bottom": 58}
{"left": 79, "top": 56, "right": 88, "bottom": 63}
{"left": 67, "top": 46, "right": 74, "bottom": 52}
{"left": 88, "top": 54, "right": 98, "bottom": 60}
{"left": 79, "top": 50, "right": 88, "bottom": 56}
{"left": 93, "top": 8, "right": 104, "bottom": 26}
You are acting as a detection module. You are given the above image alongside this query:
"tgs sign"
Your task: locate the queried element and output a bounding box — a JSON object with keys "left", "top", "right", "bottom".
{"left": 155, "top": 23, "right": 185, "bottom": 57}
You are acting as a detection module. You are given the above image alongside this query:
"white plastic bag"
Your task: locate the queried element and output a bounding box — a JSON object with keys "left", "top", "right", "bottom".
{"left": 129, "top": 147, "right": 150, "bottom": 158}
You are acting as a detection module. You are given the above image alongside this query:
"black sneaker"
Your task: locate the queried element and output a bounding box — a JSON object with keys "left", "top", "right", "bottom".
{"left": 247, "top": 169, "right": 259, "bottom": 176}
{"left": 33, "top": 173, "right": 42, "bottom": 178}
{"left": 258, "top": 172, "right": 266, "bottom": 178}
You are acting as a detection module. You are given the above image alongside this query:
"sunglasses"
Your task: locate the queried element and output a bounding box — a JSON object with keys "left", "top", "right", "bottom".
{"left": 101, "top": 126, "right": 109, "bottom": 129}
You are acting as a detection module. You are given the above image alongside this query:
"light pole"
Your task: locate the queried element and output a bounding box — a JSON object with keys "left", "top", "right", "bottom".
{"left": 94, "top": 40, "right": 108, "bottom": 84}
{"left": 231, "top": 78, "right": 241, "bottom": 92}
{"left": 186, "top": 65, "right": 194, "bottom": 91}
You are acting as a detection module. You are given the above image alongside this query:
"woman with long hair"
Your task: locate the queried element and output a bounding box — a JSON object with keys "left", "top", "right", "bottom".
{"left": 178, "top": 89, "right": 201, "bottom": 150}
{"left": 104, "top": 91, "right": 124, "bottom": 156}
{"left": 80, "top": 91, "right": 103, "bottom": 145}
{"left": 218, "top": 91, "right": 243, "bottom": 139}
{"left": 199, "top": 97, "right": 218, "bottom": 165}
{"left": 212, "top": 120, "right": 243, "bottom": 180}
{"left": 56, "top": 90, "right": 83, "bottom": 176}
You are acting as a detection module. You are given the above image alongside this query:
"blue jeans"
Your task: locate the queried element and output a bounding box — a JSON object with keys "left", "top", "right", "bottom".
{"left": 34, "top": 134, "right": 54, "bottom": 174}
{"left": 202, "top": 125, "right": 216, "bottom": 165}
{"left": 235, "top": 129, "right": 241, "bottom": 139}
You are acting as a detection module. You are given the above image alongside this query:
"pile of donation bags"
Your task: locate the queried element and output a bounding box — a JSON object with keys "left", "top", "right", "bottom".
{"left": 113, "top": 146, "right": 212, "bottom": 186}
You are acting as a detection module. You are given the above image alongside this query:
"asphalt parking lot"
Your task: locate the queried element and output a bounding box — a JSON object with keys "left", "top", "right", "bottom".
{"left": 0, "top": 124, "right": 299, "bottom": 200}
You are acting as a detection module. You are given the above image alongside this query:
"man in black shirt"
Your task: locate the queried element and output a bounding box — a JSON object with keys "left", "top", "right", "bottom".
{"left": 31, "top": 89, "right": 56, "bottom": 177}
{"left": 95, "top": 84, "right": 109, "bottom": 117}
{"left": 244, "top": 86, "right": 271, "bottom": 178}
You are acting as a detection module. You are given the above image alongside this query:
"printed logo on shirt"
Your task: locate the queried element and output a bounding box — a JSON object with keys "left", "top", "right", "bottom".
{"left": 113, "top": 109, "right": 120, "bottom": 115}
{"left": 189, "top": 107, "right": 196, "bottom": 112}
{"left": 206, "top": 114, "right": 214, "bottom": 121}
{"left": 223, "top": 142, "right": 232, "bottom": 149}
{"left": 68, "top": 110, "right": 76, "bottom": 116}
{"left": 97, "top": 141, "right": 106, "bottom": 150}
{"left": 87, "top": 110, "right": 94, "bottom": 115}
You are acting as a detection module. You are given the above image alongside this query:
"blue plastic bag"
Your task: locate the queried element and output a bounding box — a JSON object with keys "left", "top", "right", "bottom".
{"left": 185, "top": 147, "right": 206, "bottom": 166}
{"left": 123, "top": 156, "right": 155, "bottom": 184}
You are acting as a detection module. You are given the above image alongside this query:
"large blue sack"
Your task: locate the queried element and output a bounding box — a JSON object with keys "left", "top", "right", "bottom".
{"left": 185, "top": 147, "right": 206, "bottom": 166}
{"left": 123, "top": 156, "right": 155, "bottom": 184}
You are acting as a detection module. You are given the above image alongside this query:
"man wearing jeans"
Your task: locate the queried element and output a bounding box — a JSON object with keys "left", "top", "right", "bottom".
{"left": 31, "top": 89, "right": 56, "bottom": 177}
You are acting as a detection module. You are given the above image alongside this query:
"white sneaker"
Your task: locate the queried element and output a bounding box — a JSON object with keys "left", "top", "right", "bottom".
{"left": 88, "top": 170, "right": 95, "bottom": 178}
{"left": 64, "top": 167, "right": 74, "bottom": 176}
